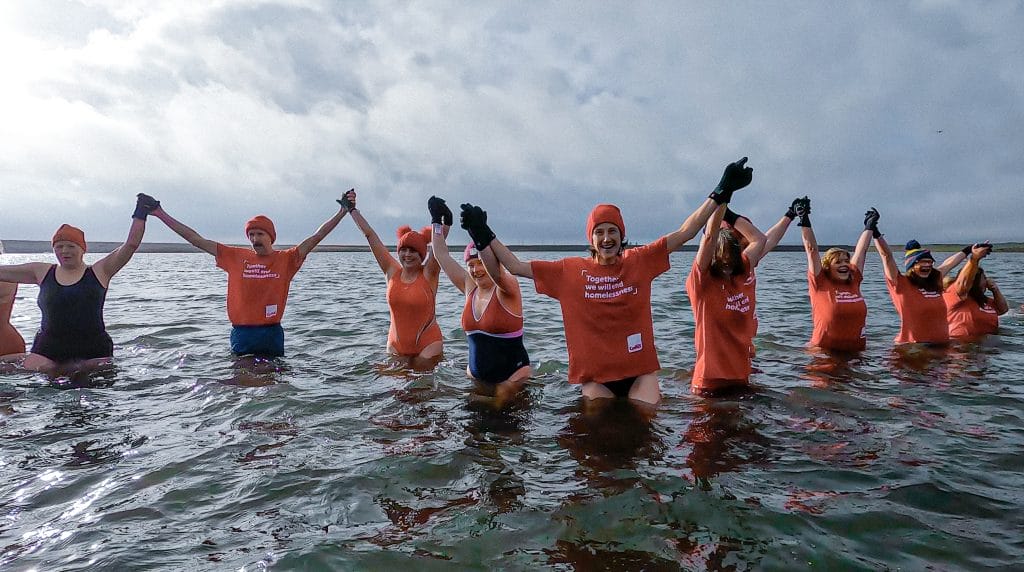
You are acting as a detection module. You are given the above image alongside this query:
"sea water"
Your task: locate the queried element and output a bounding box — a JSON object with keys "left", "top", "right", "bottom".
{"left": 1, "top": 251, "right": 1022, "bottom": 570}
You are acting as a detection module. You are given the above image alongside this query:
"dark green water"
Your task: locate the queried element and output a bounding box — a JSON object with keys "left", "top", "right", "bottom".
{"left": 1, "top": 251, "right": 1022, "bottom": 570}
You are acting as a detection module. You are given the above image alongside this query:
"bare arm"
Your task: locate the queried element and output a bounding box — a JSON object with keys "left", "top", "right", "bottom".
{"left": 431, "top": 225, "right": 470, "bottom": 293}
{"left": 478, "top": 244, "right": 516, "bottom": 295}
{"left": 937, "top": 250, "right": 967, "bottom": 279}
{"left": 733, "top": 216, "right": 767, "bottom": 267}
{"left": 695, "top": 204, "right": 727, "bottom": 271}
{"left": 876, "top": 236, "right": 899, "bottom": 282}
{"left": 0, "top": 262, "right": 51, "bottom": 285}
{"left": 950, "top": 254, "right": 979, "bottom": 300}
{"left": 296, "top": 205, "right": 348, "bottom": 257}
{"left": 761, "top": 215, "right": 793, "bottom": 258}
{"left": 988, "top": 278, "right": 1009, "bottom": 315}
{"left": 347, "top": 208, "right": 398, "bottom": 276}
{"left": 93, "top": 217, "right": 146, "bottom": 285}
{"left": 802, "top": 226, "right": 822, "bottom": 276}
{"left": 488, "top": 239, "right": 533, "bottom": 279}
{"left": 152, "top": 207, "right": 219, "bottom": 255}
{"left": 664, "top": 198, "right": 720, "bottom": 252}
{"left": 850, "top": 229, "right": 872, "bottom": 272}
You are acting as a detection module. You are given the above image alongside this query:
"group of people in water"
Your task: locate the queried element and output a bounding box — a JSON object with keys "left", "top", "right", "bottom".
{"left": 0, "top": 158, "right": 1010, "bottom": 406}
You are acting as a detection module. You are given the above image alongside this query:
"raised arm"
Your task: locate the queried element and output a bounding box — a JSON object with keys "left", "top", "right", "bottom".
{"left": 949, "top": 247, "right": 984, "bottom": 299}
{"left": 733, "top": 214, "right": 768, "bottom": 267}
{"left": 295, "top": 190, "right": 352, "bottom": 257}
{"left": 853, "top": 208, "right": 881, "bottom": 272}
{"left": 802, "top": 225, "right": 822, "bottom": 276}
{"left": 695, "top": 203, "right": 727, "bottom": 272}
{"left": 152, "top": 201, "right": 219, "bottom": 256}
{"left": 459, "top": 202, "right": 535, "bottom": 279}
{"left": 875, "top": 235, "right": 899, "bottom": 283}
{"left": 93, "top": 193, "right": 160, "bottom": 285}
{"left": 938, "top": 242, "right": 989, "bottom": 279}
{"left": 987, "top": 274, "right": 1009, "bottom": 315}
{"left": 345, "top": 192, "right": 398, "bottom": 276}
{"left": 487, "top": 239, "right": 533, "bottom": 279}
{"left": 665, "top": 157, "right": 755, "bottom": 252}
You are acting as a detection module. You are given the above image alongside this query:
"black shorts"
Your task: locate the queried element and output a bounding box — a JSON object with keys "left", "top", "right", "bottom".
{"left": 601, "top": 377, "right": 638, "bottom": 397}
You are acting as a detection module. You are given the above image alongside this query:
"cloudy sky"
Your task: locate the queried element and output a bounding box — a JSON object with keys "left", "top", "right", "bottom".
{"left": 1, "top": 1, "right": 1021, "bottom": 247}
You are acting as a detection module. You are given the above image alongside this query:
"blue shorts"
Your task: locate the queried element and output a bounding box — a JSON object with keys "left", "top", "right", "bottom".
{"left": 230, "top": 324, "right": 285, "bottom": 357}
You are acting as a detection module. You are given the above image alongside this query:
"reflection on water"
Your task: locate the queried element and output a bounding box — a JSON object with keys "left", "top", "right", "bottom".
{"left": 0, "top": 251, "right": 1022, "bottom": 569}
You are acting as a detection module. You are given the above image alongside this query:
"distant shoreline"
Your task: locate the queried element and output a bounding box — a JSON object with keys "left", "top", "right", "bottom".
{"left": 3, "top": 239, "right": 1022, "bottom": 254}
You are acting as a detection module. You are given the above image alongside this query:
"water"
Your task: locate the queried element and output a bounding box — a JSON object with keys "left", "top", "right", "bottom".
{"left": 1, "top": 250, "right": 1023, "bottom": 570}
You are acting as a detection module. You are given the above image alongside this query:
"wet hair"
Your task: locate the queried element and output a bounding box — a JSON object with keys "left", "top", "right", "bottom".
{"left": 821, "top": 248, "right": 851, "bottom": 273}
{"left": 710, "top": 228, "right": 745, "bottom": 278}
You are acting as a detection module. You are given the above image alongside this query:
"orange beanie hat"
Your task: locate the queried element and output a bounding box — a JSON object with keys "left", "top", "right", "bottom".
{"left": 586, "top": 204, "right": 625, "bottom": 241}
{"left": 396, "top": 225, "right": 430, "bottom": 259}
{"left": 52, "top": 224, "right": 87, "bottom": 252}
{"left": 245, "top": 215, "right": 277, "bottom": 243}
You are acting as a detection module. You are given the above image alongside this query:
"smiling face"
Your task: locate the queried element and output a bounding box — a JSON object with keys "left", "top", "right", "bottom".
{"left": 590, "top": 222, "right": 622, "bottom": 264}
{"left": 466, "top": 258, "right": 494, "bottom": 289}
{"left": 52, "top": 240, "right": 85, "bottom": 267}
{"left": 247, "top": 229, "right": 274, "bottom": 256}
{"left": 397, "top": 246, "right": 423, "bottom": 270}
{"left": 910, "top": 258, "right": 935, "bottom": 279}
{"left": 823, "top": 249, "right": 852, "bottom": 282}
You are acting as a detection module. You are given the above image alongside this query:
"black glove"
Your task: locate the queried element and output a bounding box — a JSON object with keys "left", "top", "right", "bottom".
{"left": 785, "top": 198, "right": 801, "bottom": 220}
{"left": 963, "top": 241, "right": 992, "bottom": 257}
{"left": 428, "top": 196, "right": 453, "bottom": 226}
{"left": 723, "top": 208, "right": 743, "bottom": 226}
{"left": 795, "top": 196, "right": 811, "bottom": 227}
{"left": 336, "top": 188, "right": 356, "bottom": 212}
{"left": 709, "top": 157, "right": 753, "bottom": 204}
{"left": 459, "top": 203, "right": 496, "bottom": 251}
{"left": 132, "top": 193, "right": 160, "bottom": 220}
{"left": 863, "top": 208, "right": 881, "bottom": 238}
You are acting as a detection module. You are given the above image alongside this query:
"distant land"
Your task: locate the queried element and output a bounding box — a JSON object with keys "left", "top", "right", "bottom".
{"left": 3, "top": 239, "right": 1022, "bottom": 254}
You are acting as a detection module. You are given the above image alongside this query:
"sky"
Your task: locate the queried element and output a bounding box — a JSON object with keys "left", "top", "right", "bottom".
{"left": 1, "top": 0, "right": 1022, "bottom": 247}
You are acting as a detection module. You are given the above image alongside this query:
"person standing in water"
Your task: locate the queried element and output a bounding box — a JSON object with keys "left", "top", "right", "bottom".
{"left": 0, "top": 194, "right": 158, "bottom": 374}
{"left": 943, "top": 242, "right": 1007, "bottom": 339}
{"left": 461, "top": 157, "right": 755, "bottom": 405}
{"left": 427, "top": 196, "right": 530, "bottom": 407}
{"left": 150, "top": 190, "right": 354, "bottom": 357}
{"left": 876, "top": 233, "right": 983, "bottom": 346}
{"left": 797, "top": 201, "right": 876, "bottom": 352}
{"left": 343, "top": 190, "right": 444, "bottom": 369}
{"left": 686, "top": 192, "right": 768, "bottom": 395}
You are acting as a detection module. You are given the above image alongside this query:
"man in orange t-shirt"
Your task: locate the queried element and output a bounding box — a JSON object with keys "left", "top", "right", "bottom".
{"left": 151, "top": 191, "right": 354, "bottom": 356}
{"left": 463, "top": 157, "right": 756, "bottom": 405}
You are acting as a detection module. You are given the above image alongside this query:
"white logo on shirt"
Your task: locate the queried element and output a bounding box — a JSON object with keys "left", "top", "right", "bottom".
{"left": 265, "top": 304, "right": 278, "bottom": 318}
{"left": 627, "top": 333, "right": 642, "bottom": 353}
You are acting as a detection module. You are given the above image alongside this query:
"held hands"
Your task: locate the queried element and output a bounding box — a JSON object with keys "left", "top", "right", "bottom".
{"left": 427, "top": 196, "right": 453, "bottom": 226}
{"left": 459, "top": 203, "right": 496, "bottom": 251}
{"left": 709, "top": 157, "right": 753, "bottom": 204}
{"left": 863, "top": 207, "right": 881, "bottom": 238}
{"left": 337, "top": 189, "right": 356, "bottom": 212}
{"left": 785, "top": 198, "right": 801, "bottom": 220}
{"left": 794, "top": 196, "right": 811, "bottom": 227}
{"left": 964, "top": 241, "right": 992, "bottom": 259}
{"left": 132, "top": 193, "right": 161, "bottom": 220}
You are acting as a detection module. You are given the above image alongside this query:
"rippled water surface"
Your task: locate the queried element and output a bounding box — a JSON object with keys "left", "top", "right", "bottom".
{"left": 2, "top": 251, "right": 1023, "bottom": 570}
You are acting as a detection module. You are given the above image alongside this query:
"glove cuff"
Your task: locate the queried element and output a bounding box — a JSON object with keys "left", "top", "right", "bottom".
{"left": 709, "top": 186, "right": 734, "bottom": 205}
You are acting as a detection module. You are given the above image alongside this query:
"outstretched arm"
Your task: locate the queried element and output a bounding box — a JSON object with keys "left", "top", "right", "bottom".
{"left": 988, "top": 276, "right": 1009, "bottom": 315}
{"left": 762, "top": 215, "right": 793, "bottom": 257}
{"left": 345, "top": 193, "right": 398, "bottom": 276}
{"left": 950, "top": 244, "right": 992, "bottom": 298}
{"left": 296, "top": 190, "right": 352, "bottom": 257}
{"left": 876, "top": 236, "right": 899, "bottom": 282}
{"left": 664, "top": 198, "right": 719, "bottom": 252}
{"left": 733, "top": 215, "right": 767, "bottom": 267}
{"left": 802, "top": 226, "right": 822, "bottom": 276}
{"left": 695, "top": 203, "right": 727, "bottom": 272}
{"left": 488, "top": 239, "right": 533, "bottom": 279}
{"left": 850, "top": 230, "right": 872, "bottom": 273}
{"left": 152, "top": 206, "right": 219, "bottom": 256}
{"left": 431, "top": 224, "right": 469, "bottom": 293}
{"left": 93, "top": 216, "right": 146, "bottom": 285}
{"left": 0, "top": 262, "right": 50, "bottom": 285}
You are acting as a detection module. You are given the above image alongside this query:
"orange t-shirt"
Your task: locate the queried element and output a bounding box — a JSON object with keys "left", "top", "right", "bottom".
{"left": 215, "top": 245, "right": 305, "bottom": 326}
{"left": 808, "top": 267, "right": 867, "bottom": 351}
{"left": 943, "top": 289, "right": 999, "bottom": 338}
{"left": 886, "top": 274, "right": 948, "bottom": 345}
{"left": 531, "top": 237, "right": 670, "bottom": 384}
{"left": 686, "top": 254, "right": 758, "bottom": 391}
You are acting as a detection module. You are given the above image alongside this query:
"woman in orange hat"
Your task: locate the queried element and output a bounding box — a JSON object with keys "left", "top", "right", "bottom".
{"left": 344, "top": 190, "right": 443, "bottom": 369}
{"left": 460, "top": 158, "right": 755, "bottom": 405}
{"left": 0, "top": 194, "right": 159, "bottom": 374}
{"left": 427, "top": 196, "right": 530, "bottom": 406}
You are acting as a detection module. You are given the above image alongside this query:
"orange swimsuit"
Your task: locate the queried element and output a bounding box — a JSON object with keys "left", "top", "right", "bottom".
{"left": 386, "top": 271, "right": 442, "bottom": 356}
{"left": 0, "top": 285, "right": 26, "bottom": 356}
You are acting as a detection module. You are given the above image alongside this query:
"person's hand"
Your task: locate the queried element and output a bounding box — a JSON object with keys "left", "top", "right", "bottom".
{"left": 785, "top": 198, "right": 801, "bottom": 220}
{"left": 794, "top": 196, "right": 811, "bottom": 227}
{"left": 428, "top": 196, "right": 453, "bottom": 226}
{"left": 132, "top": 193, "right": 161, "bottom": 220}
{"left": 967, "top": 241, "right": 992, "bottom": 259}
{"left": 337, "top": 189, "right": 356, "bottom": 212}
{"left": 864, "top": 207, "right": 881, "bottom": 238}
{"left": 460, "top": 203, "right": 496, "bottom": 250}
{"left": 709, "top": 157, "right": 753, "bottom": 204}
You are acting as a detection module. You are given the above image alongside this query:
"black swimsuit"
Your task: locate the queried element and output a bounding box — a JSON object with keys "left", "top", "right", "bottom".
{"left": 31, "top": 265, "right": 113, "bottom": 362}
